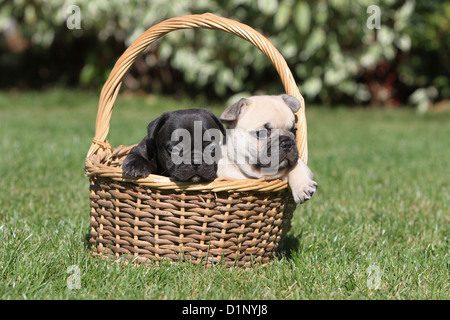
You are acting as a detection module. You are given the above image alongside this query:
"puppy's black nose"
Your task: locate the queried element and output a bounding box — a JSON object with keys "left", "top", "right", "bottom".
{"left": 280, "top": 138, "right": 293, "bottom": 151}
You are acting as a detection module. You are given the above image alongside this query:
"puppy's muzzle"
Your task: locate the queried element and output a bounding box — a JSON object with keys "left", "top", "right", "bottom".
{"left": 278, "top": 135, "right": 298, "bottom": 168}
{"left": 279, "top": 136, "right": 293, "bottom": 151}
{"left": 171, "top": 164, "right": 217, "bottom": 182}
{"left": 171, "top": 148, "right": 217, "bottom": 182}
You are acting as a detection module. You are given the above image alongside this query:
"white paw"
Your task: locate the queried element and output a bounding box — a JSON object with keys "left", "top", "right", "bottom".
{"left": 287, "top": 159, "right": 318, "bottom": 204}
{"left": 291, "top": 178, "right": 317, "bottom": 204}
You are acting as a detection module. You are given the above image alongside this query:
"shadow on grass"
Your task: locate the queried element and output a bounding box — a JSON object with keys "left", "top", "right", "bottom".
{"left": 84, "top": 228, "right": 92, "bottom": 251}
{"left": 281, "top": 233, "right": 302, "bottom": 259}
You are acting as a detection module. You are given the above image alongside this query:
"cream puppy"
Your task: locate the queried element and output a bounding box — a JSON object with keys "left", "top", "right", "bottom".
{"left": 217, "top": 94, "right": 317, "bottom": 204}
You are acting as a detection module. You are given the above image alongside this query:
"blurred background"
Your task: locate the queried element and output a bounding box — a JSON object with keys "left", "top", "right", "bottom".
{"left": 0, "top": 0, "right": 449, "bottom": 109}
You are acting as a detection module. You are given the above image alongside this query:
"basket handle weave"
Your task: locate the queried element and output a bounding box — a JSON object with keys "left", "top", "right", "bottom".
{"left": 87, "top": 13, "right": 308, "bottom": 164}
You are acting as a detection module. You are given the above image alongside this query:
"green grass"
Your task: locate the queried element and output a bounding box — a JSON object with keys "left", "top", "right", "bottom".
{"left": 0, "top": 89, "right": 448, "bottom": 299}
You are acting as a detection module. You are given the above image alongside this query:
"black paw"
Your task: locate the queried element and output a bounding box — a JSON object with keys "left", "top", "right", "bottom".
{"left": 122, "top": 157, "right": 152, "bottom": 178}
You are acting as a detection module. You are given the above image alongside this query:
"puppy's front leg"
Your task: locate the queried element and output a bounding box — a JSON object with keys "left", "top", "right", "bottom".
{"left": 288, "top": 159, "right": 317, "bottom": 204}
{"left": 122, "top": 139, "right": 155, "bottom": 178}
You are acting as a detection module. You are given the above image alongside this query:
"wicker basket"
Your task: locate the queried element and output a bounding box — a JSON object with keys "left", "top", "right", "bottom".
{"left": 85, "top": 13, "right": 309, "bottom": 268}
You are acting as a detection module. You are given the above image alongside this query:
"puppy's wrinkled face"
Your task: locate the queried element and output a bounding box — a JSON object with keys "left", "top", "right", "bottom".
{"left": 221, "top": 95, "right": 300, "bottom": 179}
{"left": 155, "top": 110, "right": 224, "bottom": 183}
{"left": 122, "top": 109, "right": 224, "bottom": 182}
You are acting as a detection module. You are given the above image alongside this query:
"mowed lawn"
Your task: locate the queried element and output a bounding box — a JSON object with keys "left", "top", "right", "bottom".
{"left": 0, "top": 89, "right": 448, "bottom": 299}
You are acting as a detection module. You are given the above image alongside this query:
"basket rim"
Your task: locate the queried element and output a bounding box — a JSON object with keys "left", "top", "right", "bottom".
{"left": 85, "top": 143, "right": 289, "bottom": 193}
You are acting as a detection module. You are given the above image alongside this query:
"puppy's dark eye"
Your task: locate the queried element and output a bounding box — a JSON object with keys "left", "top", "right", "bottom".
{"left": 255, "top": 129, "right": 268, "bottom": 139}
{"left": 166, "top": 145, "right": 174, "bottom": 153}
{"left": 255, "top": 125, "right": 272, "bottom": 139}
{"left": 291, "top": 126, "right": 297, "bottom": 134}
{"left": 264, "top": 124, "right": 272, "bottom": 136}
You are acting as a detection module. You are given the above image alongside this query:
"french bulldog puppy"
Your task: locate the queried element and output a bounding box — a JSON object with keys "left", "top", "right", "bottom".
{"left": 123, "top": 109, "right": 225, "bottom": 182}
{"left": 217, "top": 94, "right": 317, "bottom": 204}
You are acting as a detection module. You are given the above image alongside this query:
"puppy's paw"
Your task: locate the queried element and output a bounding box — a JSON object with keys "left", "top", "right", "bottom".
{"left": 122, "top": 157, "right": 152, "bottom": 178}
{"left": 287, "top": 160, "right": 318, "bottom": 204}
{"left": 291, "top": 178, "right": 317, "bottom": 204}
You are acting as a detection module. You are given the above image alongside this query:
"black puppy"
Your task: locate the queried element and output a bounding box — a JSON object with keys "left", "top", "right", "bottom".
{"left": 122, "top": 109, "right": 225, "bottom": 182}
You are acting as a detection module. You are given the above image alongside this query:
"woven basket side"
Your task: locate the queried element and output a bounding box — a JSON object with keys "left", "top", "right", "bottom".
{"left": 87, "top": 13, "right": 308, "bottom": 165}
{"left": 89, "top": 177, "right": 296, "bottom": 267}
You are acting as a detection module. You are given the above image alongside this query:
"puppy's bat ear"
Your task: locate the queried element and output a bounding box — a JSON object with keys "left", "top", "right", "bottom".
{"left": 146, "top": 111, "right": 171, "bottom": 158}
{"left": 280, "top": 94, "right": 301, "bottom": 113}
{"left": 220, "top": 98, "right": 249, "bottom": 125}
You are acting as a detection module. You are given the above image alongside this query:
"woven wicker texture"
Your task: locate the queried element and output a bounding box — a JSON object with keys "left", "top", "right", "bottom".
{"left": 89, "top": 178, "right": 296, "bottom": 267}
{"left": 86, "top": 13, "right": 308, "bottom": 267}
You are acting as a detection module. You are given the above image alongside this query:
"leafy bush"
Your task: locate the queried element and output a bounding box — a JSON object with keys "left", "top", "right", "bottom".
{"left": 402, "top": 1, "right": 450, "bottom": 107}
{"left": 0, "top": 0, "right": 448, "bottom": 105}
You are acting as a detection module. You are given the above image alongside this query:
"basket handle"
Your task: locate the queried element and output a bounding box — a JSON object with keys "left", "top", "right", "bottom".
{"left": 87, "top": 13, "right": 308, "bottom": 164}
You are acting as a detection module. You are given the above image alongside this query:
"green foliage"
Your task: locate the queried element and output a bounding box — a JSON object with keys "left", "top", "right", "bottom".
{"left": 403, "top": 1, "right": 450, "bottom": 100}
{"left": 0, "top": 0, "right": 448, "bottom": 104}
